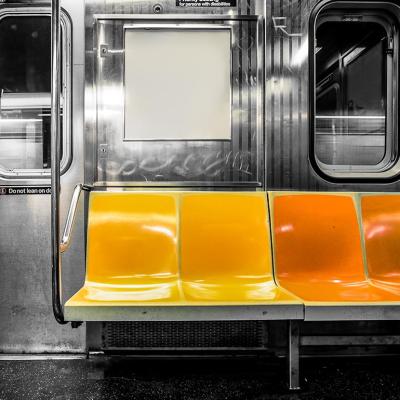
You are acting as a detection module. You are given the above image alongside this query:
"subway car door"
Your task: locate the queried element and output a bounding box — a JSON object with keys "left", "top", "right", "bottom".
{"left": 0, "top": 0, "right": 85, "bottom": 353}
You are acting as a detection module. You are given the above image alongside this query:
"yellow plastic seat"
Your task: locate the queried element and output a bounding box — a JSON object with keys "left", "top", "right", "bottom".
{"left": 361, "top": 194, "right": 400, "bottom": 293}
{"left": 180, "top": 193, "right": 299, "bottom": 304}
{"left": 65, "top": 191, "right": 303, "bottom": 321}
{"left": 65, "top": 192, "right": 181, "bottom": 312}
{"left": 270, "top": 192, "right": 400, "bottom": 313}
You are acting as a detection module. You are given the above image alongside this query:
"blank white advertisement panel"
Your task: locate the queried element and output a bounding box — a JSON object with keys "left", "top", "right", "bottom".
{"left": 124, "top": 28, "right": 232, "bottom": 141}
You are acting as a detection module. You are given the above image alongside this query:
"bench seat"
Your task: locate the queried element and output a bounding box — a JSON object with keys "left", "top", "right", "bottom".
{"left": 269, "top": 192, "right": 400, "bottom": 321}
{"left": 64, "top": 191, "right": 303, "bottom": 322}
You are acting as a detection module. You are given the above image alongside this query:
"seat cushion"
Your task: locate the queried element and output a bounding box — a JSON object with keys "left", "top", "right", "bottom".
{"left": 180, "top": 193, "right": 278, "bottom": 302}
{"left": 270, "top": 192, "right": 400, "bottom": 304}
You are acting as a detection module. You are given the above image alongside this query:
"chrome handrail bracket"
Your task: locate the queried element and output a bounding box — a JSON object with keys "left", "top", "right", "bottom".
{"left": 60, "top": 184, "right": 88, "bottom": 253}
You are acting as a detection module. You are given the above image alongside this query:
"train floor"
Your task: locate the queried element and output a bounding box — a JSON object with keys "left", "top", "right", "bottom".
{"left": 0, "top": 355, "right": 400, "bottom": 400}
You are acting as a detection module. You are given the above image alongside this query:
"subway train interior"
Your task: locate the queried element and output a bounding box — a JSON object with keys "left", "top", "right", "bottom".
{"left": 2, "top": 0, "right": 400, "bottom": 396}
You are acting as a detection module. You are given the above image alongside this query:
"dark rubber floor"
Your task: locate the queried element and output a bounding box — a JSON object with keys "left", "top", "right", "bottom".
{"left": 1, "top": 356, "right": 400, "bottom": 400}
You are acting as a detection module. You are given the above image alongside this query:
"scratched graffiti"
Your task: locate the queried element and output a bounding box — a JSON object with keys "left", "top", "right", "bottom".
{"left": 98, "top": 150, "right": 255, "bottom": 183}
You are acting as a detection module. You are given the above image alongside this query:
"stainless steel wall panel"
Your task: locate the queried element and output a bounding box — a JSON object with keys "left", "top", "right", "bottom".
{"left": 0, "top": 196, "right": 85, "bottom": 353}
{"left": 265, "top": 0, "right": 400, "bottom": 191}
{"left": 86, "top": 0, "right": 266, "bottom": 187}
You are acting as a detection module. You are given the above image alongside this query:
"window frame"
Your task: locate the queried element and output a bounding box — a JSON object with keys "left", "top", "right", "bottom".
{"left": 310, "top": 1, "right": 400, "bottom": 182}
{"left": 0, "top": 6, "right": 72, "bottom": 182}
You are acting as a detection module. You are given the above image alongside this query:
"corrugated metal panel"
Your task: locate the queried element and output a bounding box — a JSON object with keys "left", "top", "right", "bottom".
{"left": 266, "top": 0, "right": 400, "bottom": 192}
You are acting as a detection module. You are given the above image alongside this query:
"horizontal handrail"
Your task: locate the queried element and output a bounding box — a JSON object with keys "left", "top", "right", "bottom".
{"left": 315, "top": 115, "right": 385, "bottom": 120}
{"left": 60, "top": 184, "right": 90, "bottom": 253}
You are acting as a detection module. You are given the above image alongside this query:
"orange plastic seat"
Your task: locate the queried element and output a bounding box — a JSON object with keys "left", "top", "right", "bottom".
{"left": 361, "top": 194, "right": 400, "bottom": 293}
{"left": 180, "top": 193, "right": 299, "bottom": 304}
{"left": 270, "top": 192, "right": 400, "bottom": 306}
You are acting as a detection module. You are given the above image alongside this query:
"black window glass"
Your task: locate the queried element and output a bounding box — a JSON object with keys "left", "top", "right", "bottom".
{"left": 0, "top": 16, "right": 63, "bottom": 173}
{"left": 315, "top": 18, "right": 388, "bottom": 167}
{"left": 0, "top": 16, "right": 51, "bottom": 93}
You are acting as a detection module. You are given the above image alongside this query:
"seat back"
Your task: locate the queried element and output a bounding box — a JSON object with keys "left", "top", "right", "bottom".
{"left": 361, "top": 194, "right": 400, "bottom": 284}
{"left": 84, "top": 191, "right": 278, "bottom": 303}
{"left": 180, "top": 192, "right": 274, "bottom": 301}
{"left": 270, "top": 193, "right": 365, "bottom": 284}
{"left": 180, "top": 192, "right": 272, "bottom": 283}
{"left": 86, "top": 192, "right": 179, "bottom": 286}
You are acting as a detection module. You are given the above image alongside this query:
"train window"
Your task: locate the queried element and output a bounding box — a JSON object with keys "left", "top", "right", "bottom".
{"left": 312, "top": 5, "right": 400, "bottom": 180}
{"left": 0, "top": 11, "right": 71, "bottom": 180}
{"left": 124, "top": 28, "right": 232, "bottom": 141}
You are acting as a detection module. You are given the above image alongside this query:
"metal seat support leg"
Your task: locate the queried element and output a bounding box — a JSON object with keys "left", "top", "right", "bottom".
{"left": 288, "top": 320, "right": 300, "bottom": 390}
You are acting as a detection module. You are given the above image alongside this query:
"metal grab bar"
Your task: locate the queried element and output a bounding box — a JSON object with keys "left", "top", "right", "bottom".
{"left": 51, "top": 1, "right": 89, "bottom": 326}
{"left": 51, "top": 0, "right": 65, "bottom": 325}
{"left": 60, "top": 184, "right": 90, "bottom": 253}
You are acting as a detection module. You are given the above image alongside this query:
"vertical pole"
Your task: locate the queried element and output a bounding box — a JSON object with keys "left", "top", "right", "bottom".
{"left": 51, "top": 0, "right": 66, "bottom": 324}
{"left": 288, "top": 320, "right": 300, "bottom": 390}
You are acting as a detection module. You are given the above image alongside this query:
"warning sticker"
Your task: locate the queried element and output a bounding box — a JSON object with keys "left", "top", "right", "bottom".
{"left": 176, "top": 0, "right": 237, "bottom": 7}
{"left": 0, "top": 186, "right": 51, "bottom": 195}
